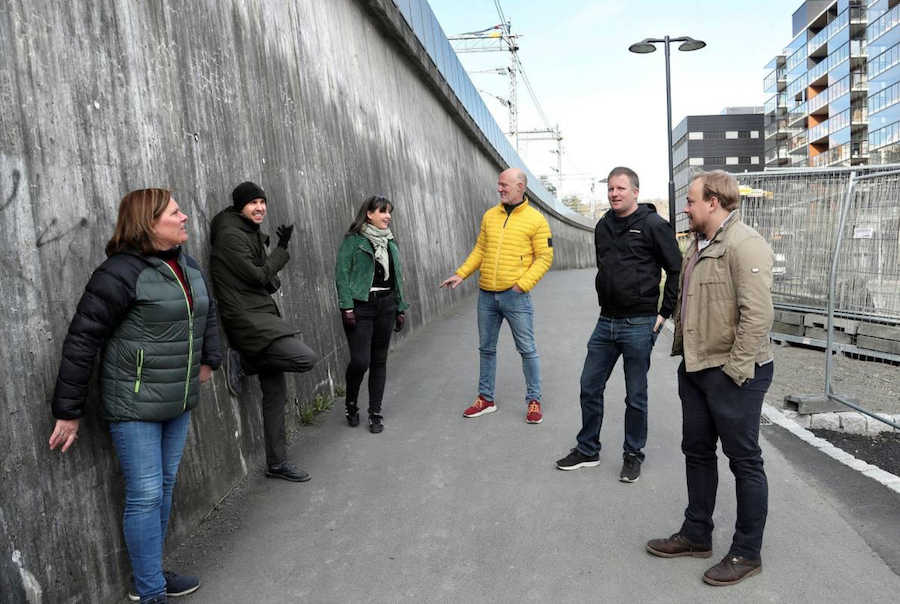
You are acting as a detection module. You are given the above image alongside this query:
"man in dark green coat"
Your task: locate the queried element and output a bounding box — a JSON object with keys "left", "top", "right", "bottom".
{"left": 210, "top": 181, "right": 319, "bottom": 482}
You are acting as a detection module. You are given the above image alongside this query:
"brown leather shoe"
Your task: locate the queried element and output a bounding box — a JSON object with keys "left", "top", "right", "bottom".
{"left": 703, "top": 554, "right": 762, "bottom": 586}
{"left": 646, "top": 533, "right": 713, "bottom": 558}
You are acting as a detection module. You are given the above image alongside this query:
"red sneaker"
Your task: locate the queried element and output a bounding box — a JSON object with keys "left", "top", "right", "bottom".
{"left": 463, "top": 395, "right": 497, "bottom": 418}
{"left": 526, "top": 400, "right": 543, "bottom": 424}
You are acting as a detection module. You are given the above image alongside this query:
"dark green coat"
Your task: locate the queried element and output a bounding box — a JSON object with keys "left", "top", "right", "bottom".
{"left": 209, "top": 207, "right": 297, "bottom": 354}
{"left": 335, "top": 233, "right": 409, "bottom": 312}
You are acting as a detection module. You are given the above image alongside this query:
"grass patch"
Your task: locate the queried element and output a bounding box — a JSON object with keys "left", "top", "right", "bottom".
{"left": 335, "top": 385, "right": 347, "bottom": 397}
{"left": 298, "top": 393, "right": 334, "bottom": 426}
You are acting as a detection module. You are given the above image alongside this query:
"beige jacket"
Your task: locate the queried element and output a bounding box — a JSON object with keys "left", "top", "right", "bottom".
{"left": 672, "top": 212, "right": 774, "bottom": 385}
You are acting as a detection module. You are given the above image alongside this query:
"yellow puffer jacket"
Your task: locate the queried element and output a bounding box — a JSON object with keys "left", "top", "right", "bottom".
{"left": 456, "top": 198, "right": 554, "bottom": 292}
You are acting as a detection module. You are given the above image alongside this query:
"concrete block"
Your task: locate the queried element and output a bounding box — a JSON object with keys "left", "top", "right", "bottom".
{"left": 862, "top": 467, "right": 900, "bottom": 486}
{"left": 856, "top": 335, "right": 900, "bottom": 355}
{"left": 804, "top": 327, "right": 851, "bottom": 344}
{"left": 776, "top": 310, "right": 804, "bottom": 326}
{"left": 856, "top": 322, "right": 900, "bottom": 340}
{"left": 771, "top": 321, "right": 805, "bottom": 336}
{"left": 839, "top": 412, "right": 867, "bottom": 434}
{"left": 842, "top": 458, "right": 875, "bottom": 472}
{"left": 820, "top": 446, "right": 854, "bottom": 461}
{"left": 793, "top": 415, "right": 812, "bottom": 429}
{"left": 803, "top": 314, "right": 859, "bottom": 334}
{"left": 867, "top": 414, "right": 897, "bottom": 434}
{"left": 810, "top": 413, "right": 841, "bottom": 431}
{"left": 784, "top": 394, "right": 848, "bottom": 414}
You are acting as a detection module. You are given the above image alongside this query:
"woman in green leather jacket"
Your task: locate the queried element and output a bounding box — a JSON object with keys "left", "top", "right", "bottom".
{"left": 334, "top": 195, "right": 409, "bottom": 434}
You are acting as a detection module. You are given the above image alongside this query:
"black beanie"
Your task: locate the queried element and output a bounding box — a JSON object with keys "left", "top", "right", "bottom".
{"left": 232, "top": 182, "right": 267, "bottom": 211}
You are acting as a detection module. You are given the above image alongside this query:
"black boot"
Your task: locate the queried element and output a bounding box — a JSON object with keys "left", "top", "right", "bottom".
{"left": 369, "top": 413, "right": 384, "bottom": 434}
{"left": 346, "top": 402, "right": 360, "bottom": 427}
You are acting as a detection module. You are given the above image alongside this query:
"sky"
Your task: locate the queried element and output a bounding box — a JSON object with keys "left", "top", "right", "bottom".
{"left": 428, "top": 0, "right": 797, "bottom": 206}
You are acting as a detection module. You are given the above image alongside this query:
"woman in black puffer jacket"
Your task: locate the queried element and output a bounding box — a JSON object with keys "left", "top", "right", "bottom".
{"left": 49, "top": 188, "right": 221, "bottom": 604}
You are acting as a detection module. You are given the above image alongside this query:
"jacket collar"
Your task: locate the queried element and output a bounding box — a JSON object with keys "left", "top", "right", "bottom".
{"left": 497, "top": 196, "right": 530, "bottom": 214}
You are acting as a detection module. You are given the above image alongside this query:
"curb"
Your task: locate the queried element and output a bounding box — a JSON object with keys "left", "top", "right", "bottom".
{"left": 780, "top": 409, "right": 900, "bottom": 435}
{"left": 763, "top": 403, "right": 900, "bottom": 496}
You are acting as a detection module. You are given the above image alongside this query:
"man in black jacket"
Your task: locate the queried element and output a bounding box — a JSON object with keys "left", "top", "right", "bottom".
{"left": 556, "top": 166, "right": 682, "bottom": 482}
{"left": 210, "top": 181, "right": 319, "bottom": 483}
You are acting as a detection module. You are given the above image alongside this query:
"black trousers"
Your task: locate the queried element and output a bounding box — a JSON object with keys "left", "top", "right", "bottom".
{"left": 678, "top": 360, "right": 774, "bottom": 560}
{"left": 242, "top": 336, "right": 319, "bottom": 466}
{"left": 344, "top": 295, "right": 397, "bottom": 416}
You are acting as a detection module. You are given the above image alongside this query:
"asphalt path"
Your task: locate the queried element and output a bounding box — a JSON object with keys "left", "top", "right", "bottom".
{"left": 165, "top": 268, "right": 900, "bottom": 604}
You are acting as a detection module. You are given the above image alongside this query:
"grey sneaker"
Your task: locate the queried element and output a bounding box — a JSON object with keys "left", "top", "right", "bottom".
{"left": 620, "top": 454, "right": 641, "bottom": 482}
{"left": 225, "top": 348, "right": 244, "bottom": 396}
{"left": 266, "top": 460, "right": 311, "bottom": 482}
{"left": 556, "top": 448, "right": 601, "bottom": 470}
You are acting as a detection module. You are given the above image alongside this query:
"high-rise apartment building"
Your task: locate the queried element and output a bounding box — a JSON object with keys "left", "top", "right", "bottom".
{"left": 764, "top": 0, "right": 869, "bottom": 168}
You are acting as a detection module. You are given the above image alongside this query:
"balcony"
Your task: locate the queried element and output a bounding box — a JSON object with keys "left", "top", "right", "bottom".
{"left": 764, "top": 93, "right": 788, "bottom": 114}
{"left": 808, "top": 120, "right": 830, "bottom": 144}
{"left": 808, "top": 9, "right": 850, "bottom": 55}
{"left": 788, "top": 132, "right": 808, "bottom": 152}
{"left": 765, "top": 144, "right": 790, "bottom": 164}
{"left": 851, "top": 70, "right": 868, "bottom": 91}
{"left": 808, "top": 89, "right": 830, "bottom": 114}
{"left": 852, "top": 107, "right": 869, "bottom": 124}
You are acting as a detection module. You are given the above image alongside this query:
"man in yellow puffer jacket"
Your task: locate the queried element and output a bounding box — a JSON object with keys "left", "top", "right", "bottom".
{"left": 440, "top": 168, "right": 554, "bottom": 423}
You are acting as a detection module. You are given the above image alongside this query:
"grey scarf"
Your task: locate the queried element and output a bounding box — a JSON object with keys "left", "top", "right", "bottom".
{"left": 361, "top": 222, "right": 394, "bottom": 279}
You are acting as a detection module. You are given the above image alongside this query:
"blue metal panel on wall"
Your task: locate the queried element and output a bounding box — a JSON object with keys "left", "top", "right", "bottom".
{"left": 395, "top": 0, "right": 412, "bottom": 22}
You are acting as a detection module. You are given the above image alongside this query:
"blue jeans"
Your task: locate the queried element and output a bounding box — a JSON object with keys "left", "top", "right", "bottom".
{"left": 576, "top": 315, "right": 657, "bottom": 460}
{"left": 109, "top": 411, "right": 192, "bottom": 599}
{"left": 477, "top": 288, "right": 541, "bottom": 403}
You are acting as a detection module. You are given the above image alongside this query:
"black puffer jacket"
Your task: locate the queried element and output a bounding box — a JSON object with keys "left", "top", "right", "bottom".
{"left": 51, "top": 248, "right": 221, "bottom": 422}
{"left": 594, "top": 203, "right": 683, "bottom": 318}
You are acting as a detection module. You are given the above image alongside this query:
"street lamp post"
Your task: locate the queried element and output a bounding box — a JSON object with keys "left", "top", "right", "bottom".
{"left": 628, "top": 36, "right": 706, "bottom": 232}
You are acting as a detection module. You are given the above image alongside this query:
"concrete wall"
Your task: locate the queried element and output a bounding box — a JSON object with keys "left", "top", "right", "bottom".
{"left": 0, "top": 1, "right": 593, "bottom": 601}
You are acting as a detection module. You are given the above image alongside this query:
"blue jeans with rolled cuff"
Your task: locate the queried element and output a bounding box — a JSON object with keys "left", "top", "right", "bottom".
{"left": 477, "top": 288, "right": 541, "bottom": 403}
{"left": 109, "top": 411, "right": 191, "bottom": 600}
{"left": 576, "top": 314, "right": 658, "bottom": 461}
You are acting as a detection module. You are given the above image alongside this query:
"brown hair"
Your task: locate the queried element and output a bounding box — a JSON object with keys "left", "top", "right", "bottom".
{"left": 105, "top": 188, "right": 173, "bottom": 256}
{"left": 691, "top": 170, "right": 740, "bottom": 211}
{"left": 345, "top": 195, "right": 393, "bottom": 236}
{"left": 607, "top": 166, "right": 640, "bottom": 190}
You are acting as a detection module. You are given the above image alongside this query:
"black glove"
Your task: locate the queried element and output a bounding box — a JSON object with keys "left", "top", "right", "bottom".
{"left": 252, "top": 257, "right": 266, "bottom": 267}
{"left": 276, "top": 224, "right": 294, "bottom": 248}
{"left": 342, "top": 310, "right": 356, "bottom": 329}
{"left": 265, "top": 276, "right": 282, "bottom": 294}
{"left": 394, "top": 312, "right": 405, "bottom": 333}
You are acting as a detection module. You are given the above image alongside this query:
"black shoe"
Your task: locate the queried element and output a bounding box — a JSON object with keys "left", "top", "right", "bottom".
{"left": 265, "top": 461, "right": 311, "bottom": 482}
{"left": 129, "top": 571, "right": 200, "bottom": 601}
{"left": 346, "top": 402, "right": 360, "bottom": 427}
{"left": 140, "top": 596, "right": 168, "bottom": 604}
{"left": 224, "top": 348, "right": 244, "bottom": 396}
{"left": 369, "top": 414, "right": 384, "bottom": 434}
{"left": 556, "top": 448, "right": 601, "bottom": 470}
{"left": 620, "top": 453, "right": 641, "bottom": 482}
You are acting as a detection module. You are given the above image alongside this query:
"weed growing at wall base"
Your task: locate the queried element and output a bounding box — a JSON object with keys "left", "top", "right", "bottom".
{"left": 298, "top": 394, "right": 334, "bottom": 426}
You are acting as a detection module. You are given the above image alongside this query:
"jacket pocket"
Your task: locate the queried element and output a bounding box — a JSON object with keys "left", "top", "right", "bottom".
{"left": 134, "top": 349, "right": 144, "bottom": 393}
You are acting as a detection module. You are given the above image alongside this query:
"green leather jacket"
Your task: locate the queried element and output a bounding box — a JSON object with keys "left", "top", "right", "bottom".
{"left": 335, "top": 234, "right": 409, "bottom": 312}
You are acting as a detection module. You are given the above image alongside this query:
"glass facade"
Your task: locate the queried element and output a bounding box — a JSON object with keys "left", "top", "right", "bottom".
{"left": 764, "top": 0, "right": 870, "bottom": 168}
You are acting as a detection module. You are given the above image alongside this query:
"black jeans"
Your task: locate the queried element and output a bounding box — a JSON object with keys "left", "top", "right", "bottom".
{"left": 678, "top": 360, "right": 774, "bottom": 560}
{"left": 242, "top": 336, "right": 319, "bottom": 466}
{"left": 344, "top": 294, "right": 397, "bottom": 416}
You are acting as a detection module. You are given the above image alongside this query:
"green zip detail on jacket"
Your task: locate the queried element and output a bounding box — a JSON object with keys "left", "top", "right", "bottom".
{"left": 162, "top": 263, "right": 195, "bottom": 411}
{"left": 134, "top": 349, "right": 144, "bottom": 393}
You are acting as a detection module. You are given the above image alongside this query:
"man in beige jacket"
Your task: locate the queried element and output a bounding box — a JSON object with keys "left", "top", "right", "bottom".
{"left": 646, "top": 170, "right": 775, "bottom": 587}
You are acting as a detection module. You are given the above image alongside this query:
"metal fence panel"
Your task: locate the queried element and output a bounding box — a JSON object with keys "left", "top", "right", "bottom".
{"left": 737, "top": 166, "right": 900, "bottom": 323}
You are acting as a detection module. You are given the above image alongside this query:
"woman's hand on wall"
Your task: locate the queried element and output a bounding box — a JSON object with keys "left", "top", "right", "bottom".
{"left": 49, "top": 418, "right": 81, "bottom": 453}
{"left": 199, "top": 364, "right": 213, "bottom": 384}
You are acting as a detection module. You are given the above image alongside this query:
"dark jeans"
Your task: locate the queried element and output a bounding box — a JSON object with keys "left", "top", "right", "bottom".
{"left": 575, "top": 314, "right": 658, "bottom": 461}
{"left": 344, "top": 294, "right": 397, "bottom": 416}
{"left": 678, "top": 360, "right": 774, "bottom": 560}
{"left": 242, "top": 336, "right": 319, "bottom": 466}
